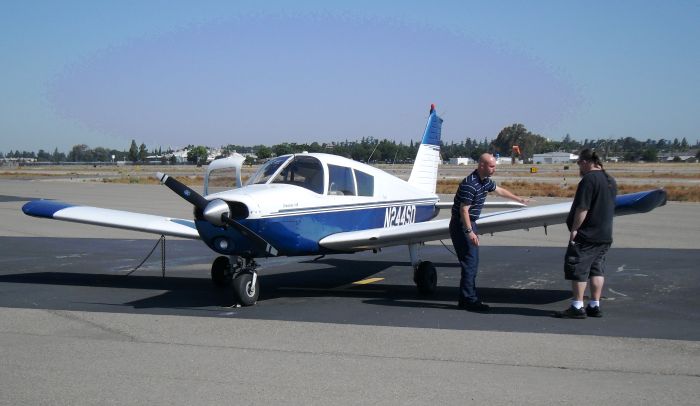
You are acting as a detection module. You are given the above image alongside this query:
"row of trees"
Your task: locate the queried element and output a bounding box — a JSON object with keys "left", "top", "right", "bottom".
{"left": 2, "top": 140, "right": 171, "bottom": 163}
{"left": 489, "top": 125, "right": 698, "bottom": 163}
{"left": 3, "top": 130, "right": 699, "bottom": 164}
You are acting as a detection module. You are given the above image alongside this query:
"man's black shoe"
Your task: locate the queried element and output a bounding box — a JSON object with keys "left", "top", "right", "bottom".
{"left": 585, "top": 305, "right": 603, "bottom": 318}
{"left": 553, "top": 305, "right": 587, "bottom": 319}
{"left": 458, "top": 300, "right": 490, "bottom": 312}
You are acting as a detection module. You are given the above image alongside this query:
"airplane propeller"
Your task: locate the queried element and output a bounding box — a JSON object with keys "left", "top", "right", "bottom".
{"left": 155, "top": 172, "right": 278, "bottom": 256}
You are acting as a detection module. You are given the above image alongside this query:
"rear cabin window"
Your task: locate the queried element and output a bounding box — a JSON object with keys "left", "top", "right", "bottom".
{"left": 327, "top": 165, "right": 356, "bottom": 196}
{"left": 271, "top": 156, "right": 324, "bottom": 194}
{"left": 354, "top": 169, "right": 374, "bottom": 196}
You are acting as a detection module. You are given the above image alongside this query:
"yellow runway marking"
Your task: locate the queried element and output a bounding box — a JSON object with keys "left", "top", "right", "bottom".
{"left": 352, "top": 277, "right": 384, "bottom": 285}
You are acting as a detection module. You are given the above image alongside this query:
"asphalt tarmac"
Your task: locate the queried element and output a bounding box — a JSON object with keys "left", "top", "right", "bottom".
{"left": 1, "top": 179, "right": 699, "bottom": 405}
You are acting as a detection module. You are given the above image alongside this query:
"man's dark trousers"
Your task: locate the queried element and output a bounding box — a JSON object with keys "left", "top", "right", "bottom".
{"left": 449, "top": 217, "right": 479, "bottom": 303}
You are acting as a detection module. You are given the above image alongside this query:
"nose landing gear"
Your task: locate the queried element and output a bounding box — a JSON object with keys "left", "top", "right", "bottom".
{"left": 211, "top": 256, "right": 260, "bottom": 306}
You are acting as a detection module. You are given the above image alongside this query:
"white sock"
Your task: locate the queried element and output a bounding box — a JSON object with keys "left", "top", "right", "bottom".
{"left": 589, "top": 300, "right": 600, "bottom": 308}
{"left": 572, "top": 300, "right": 584, "bottom": 309}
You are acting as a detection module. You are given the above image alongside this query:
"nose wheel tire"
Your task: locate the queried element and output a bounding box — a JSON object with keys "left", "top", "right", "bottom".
{"left": 233, "top": 271, "right": 259, "bottom": 306}
{"left": 414, "top": 261, "right": 437, "bottom": 295}
{"left": 211, "top": 256, "right": 234, "bottom": 287}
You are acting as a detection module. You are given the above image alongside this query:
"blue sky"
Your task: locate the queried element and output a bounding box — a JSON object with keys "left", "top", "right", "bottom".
{"left": 1, "top": 0, "right": 698, "bottom": 153}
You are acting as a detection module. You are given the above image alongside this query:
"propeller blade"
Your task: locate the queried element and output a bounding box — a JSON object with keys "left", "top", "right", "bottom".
{"left": 221, "top": 214, "right": 278, "bottom": 257}
{"left": 156, "top": 172, "right": 208, "bottom": 210}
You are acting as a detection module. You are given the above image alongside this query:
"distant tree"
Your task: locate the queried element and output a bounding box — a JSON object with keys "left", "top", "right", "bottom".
{"left": 308, "top": 142, "right": 322, "bottom": 153}
{"left": 641, "top": 148, "right": 658, "bottom": 162}
{"left": 128, "top": 140, "right": 139, "bottom": 162}
{"left": 187, "top": 146, "right": 208, "bottom": 164}
{"left": 68, "top": 144, "right": 89, "bottom": 162}
{"left": 273, "top": 143, "right": 293, "bottom": 157}
{"left": 672, "top": 138, "right": 680, "bottom": 151}
{"left": 491, "top": 123, "right": 547, "bottom": 162}
{"left": 52, "top": 148, "right": 65, "bottom": 162}
{"left": 350, "top": 142, "right": 370, "bottom": 162}
{"left": 255, "top": 145, "right": 272, "bottom": 159}
{"left": 138, "top": 143, "right": 148, "bottom": 162}
{"left": 656, "top": 139, "right": 668, "bottom": 150}
{"left": 623, "top": 151, "right": 639, "bottom": 162}
{"left": 681, "top": 137, "right": 689, "bottom": 150}
{"left": 561, "top": 133, "right": 576, "bottom": 151}
{"left": 37, "top": 149, "right": 51, "bottom": 161}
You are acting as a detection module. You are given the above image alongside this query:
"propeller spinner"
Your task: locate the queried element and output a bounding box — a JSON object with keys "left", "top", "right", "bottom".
{"left": 155, "top": 172, "right": 278, "bottom": 256}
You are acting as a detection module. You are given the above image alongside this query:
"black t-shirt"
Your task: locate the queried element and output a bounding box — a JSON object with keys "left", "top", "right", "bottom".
{"left": 566, "top": 170, "right": 617, "bottom": 243}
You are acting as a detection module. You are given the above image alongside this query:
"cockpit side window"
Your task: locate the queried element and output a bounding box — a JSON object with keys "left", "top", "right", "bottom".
{"left": 327, "top": 165, "right": 356, "bottom": 196}
{"left": 271, "top": 155, "right": 324, "bottom": 194}
{"left": 354, "top": 169, "right": 374, "bottom": 196}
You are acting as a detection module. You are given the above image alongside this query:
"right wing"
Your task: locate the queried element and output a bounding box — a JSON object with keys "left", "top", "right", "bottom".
{"left": 434, "top": 201, "right": 526, "bottom": 210}
{"left": 22, "top": 200, "right": 200, "bottom": 239}
{"left": 319, "top": 189, "right": 667, "bottom": 252}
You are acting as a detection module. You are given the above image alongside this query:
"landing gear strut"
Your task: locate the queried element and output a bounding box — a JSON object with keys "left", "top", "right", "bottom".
{"left": 210, "top": 256, "right": 260, "bottom": 306}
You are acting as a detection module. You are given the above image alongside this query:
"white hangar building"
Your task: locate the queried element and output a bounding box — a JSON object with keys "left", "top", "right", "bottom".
{"left": 532, "top": 152, "right": 577, "bottom": 164}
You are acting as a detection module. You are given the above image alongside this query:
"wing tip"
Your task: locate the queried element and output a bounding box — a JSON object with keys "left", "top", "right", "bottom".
{"left": 22, "top": 200, "right": 75, "bottom": 218}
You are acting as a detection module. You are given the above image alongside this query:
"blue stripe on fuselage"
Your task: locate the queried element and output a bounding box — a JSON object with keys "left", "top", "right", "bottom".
{"left": 196, "top": 203, "right": 439, "bottom": 256}
{"left": 22, "top": 200, "right": 75, "bottom": 218}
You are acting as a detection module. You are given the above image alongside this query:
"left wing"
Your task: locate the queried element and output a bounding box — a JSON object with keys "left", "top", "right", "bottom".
{"left": 319, "top": 189, "right": 667, "bottom": 252}
{"left": 22, "top": 200, "right": 200, "bottom": 239}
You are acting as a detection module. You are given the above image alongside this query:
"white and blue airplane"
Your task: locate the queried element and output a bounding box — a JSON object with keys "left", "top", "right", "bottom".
{"left": 22, "top": 105, "right": 667, "bottom": 306}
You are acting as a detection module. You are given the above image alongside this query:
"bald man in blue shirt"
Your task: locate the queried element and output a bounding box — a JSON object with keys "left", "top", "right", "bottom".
{"left": 450, "top": 153, "right": 530, "bottom": 312}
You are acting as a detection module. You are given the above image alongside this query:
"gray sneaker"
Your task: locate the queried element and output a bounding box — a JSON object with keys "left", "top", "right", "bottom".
{"left": 553, "top": 305, "right": 587, "bottom": 319}
{"left": 586, "top": 305, "right": 603, "bottom": 318}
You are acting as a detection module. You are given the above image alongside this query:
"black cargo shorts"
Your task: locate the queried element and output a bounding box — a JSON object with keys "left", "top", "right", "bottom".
{"left": 564, "top": 241, "right": 611, "bottom": 281}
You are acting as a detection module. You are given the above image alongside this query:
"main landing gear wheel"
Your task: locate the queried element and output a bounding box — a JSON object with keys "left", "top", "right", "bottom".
{"left": 233, "top": 271, "right": 259, "bottom": 306}
{"left": 211, "top": 256, "right": 234, "bottom": 287}
{"left": 413, "top": 261, "right": 437, "bottom": 295}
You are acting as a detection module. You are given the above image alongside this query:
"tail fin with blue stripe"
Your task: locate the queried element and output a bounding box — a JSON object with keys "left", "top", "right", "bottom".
{"left": 408, "top": 104, "right": 443, "bottom": 194}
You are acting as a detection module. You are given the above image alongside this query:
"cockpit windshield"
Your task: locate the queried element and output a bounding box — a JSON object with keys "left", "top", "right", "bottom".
{"left": 270, "top": 155, "right": 324, "bottom": 194}
{"left": 247, "top": 155, "right": 291, "bottom": 185}
{"left": 247, "top": 155, "right": 325, "bottom": 194}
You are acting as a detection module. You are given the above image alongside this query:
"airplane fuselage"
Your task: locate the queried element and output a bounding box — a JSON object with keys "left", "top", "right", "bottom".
{"left": 195, "top": 152, "right": 440, "bottom": 257}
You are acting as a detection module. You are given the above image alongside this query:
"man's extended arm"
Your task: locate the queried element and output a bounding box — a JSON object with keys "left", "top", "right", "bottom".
{"left": 493, "top": 185, "right": 530, "bottom": 205}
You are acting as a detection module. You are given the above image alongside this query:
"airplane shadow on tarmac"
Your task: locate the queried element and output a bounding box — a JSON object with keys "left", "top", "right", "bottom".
{"left": 0, "top": 255, "right": 569, "bottom": 318}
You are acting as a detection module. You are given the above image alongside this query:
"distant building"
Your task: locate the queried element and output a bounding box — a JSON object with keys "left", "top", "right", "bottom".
{"left": 171, "top": 149, "right": 189, "bottom": 163}
{"left": 495, "top": 157, "right": 513, "bottom": 164}
{"left": 532, "top": 152, "right": 577, "bottom": 164}
{"left": 657, "top": 152, "right": 698, "bottom": 163}
{"left": 448, "top": 157, "right": 473, "bottom": 165}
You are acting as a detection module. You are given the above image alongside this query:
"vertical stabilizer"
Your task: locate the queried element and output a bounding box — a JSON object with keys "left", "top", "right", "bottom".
{"left": 408, "top": 104, "right": 443, "bottom": 194}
